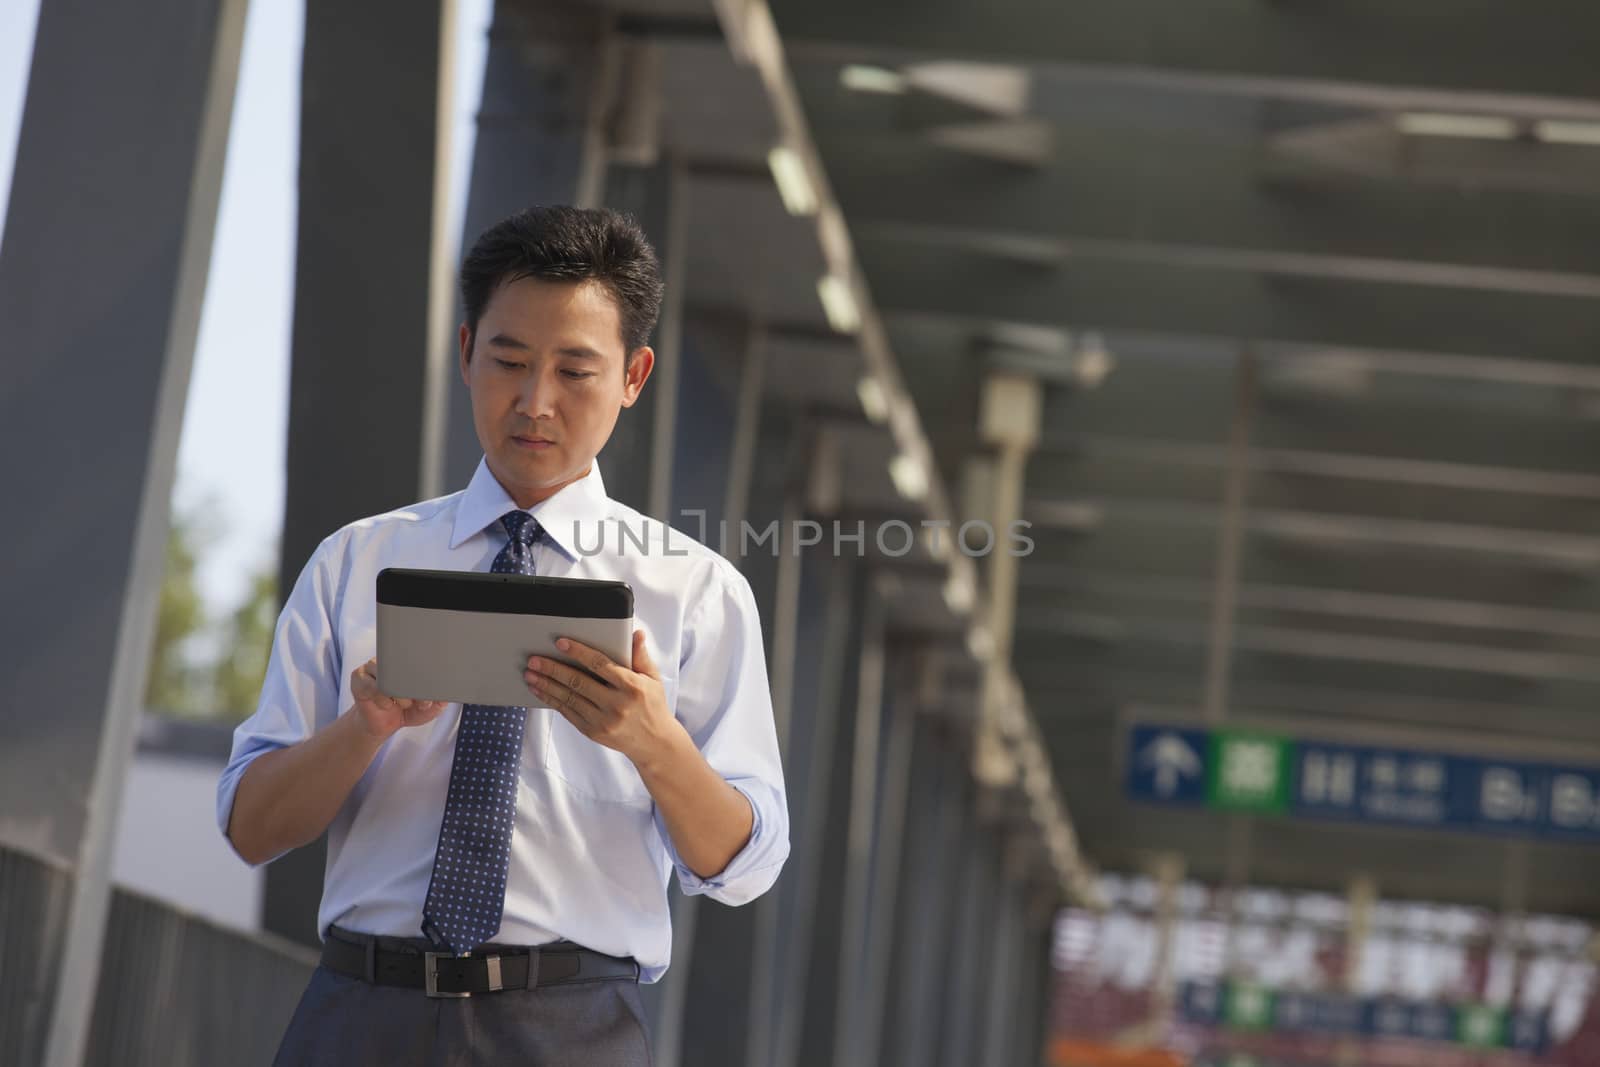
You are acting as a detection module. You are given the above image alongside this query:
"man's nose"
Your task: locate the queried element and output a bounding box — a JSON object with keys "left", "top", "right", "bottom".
{"left": 515, "top": 367, "right": 558, "bottom": 417}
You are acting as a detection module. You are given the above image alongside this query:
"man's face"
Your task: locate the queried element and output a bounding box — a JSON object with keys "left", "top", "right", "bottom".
{"left": 460, "top": 276, "right": 652, "bottom": 506}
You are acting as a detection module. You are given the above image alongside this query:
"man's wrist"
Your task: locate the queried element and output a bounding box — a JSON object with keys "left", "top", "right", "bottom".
{"left": 338, "top": 703, "right": 393, "bottom": 749}
{"left": 627, "top": 715, "right": 693, "bottom": 779}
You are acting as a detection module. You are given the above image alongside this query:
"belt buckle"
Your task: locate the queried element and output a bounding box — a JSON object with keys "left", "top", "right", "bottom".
{"left": 425, "top": 951, "right": 471, "bottom": 998}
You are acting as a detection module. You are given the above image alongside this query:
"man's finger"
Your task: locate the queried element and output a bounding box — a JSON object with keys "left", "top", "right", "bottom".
{"left": 527, "top": 668, "right": 603, "bottom": 730}
{"left": 630, "top": 630, "right": 660, "bottom": 681}
{"left": 553, "top": 638, "right": 628, "bottom": 685}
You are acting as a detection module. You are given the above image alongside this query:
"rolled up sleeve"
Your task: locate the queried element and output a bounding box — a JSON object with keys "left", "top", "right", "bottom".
{"left": 215, "top": 536, "right": 343, "bottom": 866}
{"left": 655, "top": 563, "right": 790, "bottom": 905}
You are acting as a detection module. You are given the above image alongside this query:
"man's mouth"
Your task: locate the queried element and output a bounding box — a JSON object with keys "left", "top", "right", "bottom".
{"left": 511, "top": 434, "right": 555, "bottom": 450}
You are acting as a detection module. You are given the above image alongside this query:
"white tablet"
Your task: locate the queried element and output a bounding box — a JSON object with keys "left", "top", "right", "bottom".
{"left": 375, "top": 567, "right": 634, "bottom": 707}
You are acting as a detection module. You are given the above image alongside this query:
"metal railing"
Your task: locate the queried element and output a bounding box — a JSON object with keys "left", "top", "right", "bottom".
{"left": 2, "top": 845, "right": 316, "bottom": 1067}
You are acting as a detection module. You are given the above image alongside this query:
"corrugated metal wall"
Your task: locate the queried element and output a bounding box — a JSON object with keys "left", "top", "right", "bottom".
{"left": 0, "top": 845, "right": 316, "bottom": 1067}
{"left": 86, "top": 890, "right": 315, "bottom": 1067}
{"left": 1, "top": 847, "right": 73, "bottom": 1065}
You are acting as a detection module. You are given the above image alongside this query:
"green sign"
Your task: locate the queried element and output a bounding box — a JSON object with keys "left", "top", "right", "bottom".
{"left": 1224, "top": 981, "right": 1275, "bottom": 1031}
{"left": 1206, "top": 730, "right": 1291, "bottom": 814}
{"left": 1457, "top": 1004, "right": 1506, "bottom": 1049}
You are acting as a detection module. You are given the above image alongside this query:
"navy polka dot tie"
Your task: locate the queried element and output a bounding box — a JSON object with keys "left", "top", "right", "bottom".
{"left": 421, "top": 510, "right": 542, "bottom": 955}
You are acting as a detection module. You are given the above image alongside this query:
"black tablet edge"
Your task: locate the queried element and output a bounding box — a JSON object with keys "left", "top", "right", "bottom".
{"left": 376, "top": 568, "right": 633, "bottom": 619}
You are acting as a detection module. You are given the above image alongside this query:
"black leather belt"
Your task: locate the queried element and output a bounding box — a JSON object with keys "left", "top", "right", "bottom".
{"left": 321, "top": 927, "right": 640, "bottom": 998}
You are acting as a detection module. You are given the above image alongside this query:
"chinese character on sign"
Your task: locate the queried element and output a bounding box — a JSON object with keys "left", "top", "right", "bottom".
{"left": 1301, "top": 751, "right": 1357, "bottom": 806}
{"left": 1408, "top": 759, "right": 1445, "bottom": 793}
{"left": 1370, "top": 756, "right": 1400, "bottom": 790}
{"left": 1224, "top": 742, "right": 1279, "bottom": 796}
{"left": 1210, "top": 732, "right": 1290, "bottom": 813}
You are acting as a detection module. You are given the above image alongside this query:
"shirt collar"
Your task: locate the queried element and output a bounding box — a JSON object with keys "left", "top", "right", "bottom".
{"left": 449, "top": 457, "right": 611, "bottom": 560}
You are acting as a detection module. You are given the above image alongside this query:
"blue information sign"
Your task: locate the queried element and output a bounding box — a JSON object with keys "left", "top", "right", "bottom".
{"left": 1126, "top": 724, "right": 1600, "bottom": 844}
{"left": 1179, "top": 982, "right": 1548, "bottom": 1054}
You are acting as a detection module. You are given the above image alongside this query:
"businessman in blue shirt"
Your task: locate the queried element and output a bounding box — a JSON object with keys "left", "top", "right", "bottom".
{"left": 218, "top": 206, "right": 789, "bottom": 1065}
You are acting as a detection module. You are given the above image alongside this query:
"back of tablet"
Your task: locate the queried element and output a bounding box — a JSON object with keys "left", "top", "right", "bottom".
{"left": 375, "top": 569, "right": 634, "bottom": 707}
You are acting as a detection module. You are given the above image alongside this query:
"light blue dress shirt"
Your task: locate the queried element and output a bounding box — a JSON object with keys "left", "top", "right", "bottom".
{"left": 217, "top": 459, "right": 789, "bottom": 982}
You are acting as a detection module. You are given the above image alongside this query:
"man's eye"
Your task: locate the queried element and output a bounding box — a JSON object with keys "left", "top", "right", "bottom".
{"left": 562, "top": 370, "right": 594, "bottom": 380}
{"left": 495, "top": 359, "right": 523, "bottom": 371}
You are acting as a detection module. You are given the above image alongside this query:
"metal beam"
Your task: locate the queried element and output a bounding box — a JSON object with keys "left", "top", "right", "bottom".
{"left": 442, "top": 0, "right": 615, "bottom": 486}
{"left": 270, "top": 0, "right": 462, "bottom": 952}
{"left": 812, "top": 128, "right": 1600, "bottom": 297}
{"left": 773, "top": 0, "right": 1600, "bottom": 120}
{"left": 1036, "top": 435, "right": 1600, "bottom": 504}
{"left": 1021, "top": 569, "right": 1600, "bottom": 644}
{"left": 1027, "top": 611, "right": 1600, "bottom": 684}
{"left": 773, "top": 556, "right": 858, "bottom": 1067}
{"left": 0, "top": 0, "right": 248, "bottom": 1062}
{"left": 865, "top": 238, "right": 1600, "bottom": 371}
{"left": 1271, "top": 115, "right": 1600, "bottom": 198}
{"left": 831, "top": 583, "right": 889, "bottom": 1067}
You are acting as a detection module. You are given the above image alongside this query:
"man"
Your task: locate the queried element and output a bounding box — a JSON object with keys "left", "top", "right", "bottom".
{"left": 218, "top": 206, "right": 789, "bottom": 1065}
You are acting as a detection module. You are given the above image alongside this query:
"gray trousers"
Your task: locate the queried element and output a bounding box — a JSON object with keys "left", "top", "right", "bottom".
{"left": 272, "top": 957, "right": 653, "bottom": 1066}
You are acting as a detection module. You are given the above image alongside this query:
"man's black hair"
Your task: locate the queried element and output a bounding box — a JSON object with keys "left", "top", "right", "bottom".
{"left": 460, "top": 205, "right": 665, "bottom": 356}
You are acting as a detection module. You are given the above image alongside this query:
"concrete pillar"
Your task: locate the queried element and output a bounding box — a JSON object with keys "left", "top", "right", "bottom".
{"left": 773, "top": 554, "right": 861, "bottom": 1067}
{"left": 442, "top": 0, "right": 617, "bottom": 486}
{"left": 0, "top": 0, "right": 248, "bottom": 1061}
{"left": 793, "top": 566, "right": 874, "bottom": 1067}
{"left": 267, "top": 0, "right": 456, "bottom": 949}
{"left": 886, "top": 736, "right": 966, "bottom": 1066}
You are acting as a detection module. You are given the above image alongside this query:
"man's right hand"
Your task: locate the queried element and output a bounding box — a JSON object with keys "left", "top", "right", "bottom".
{"left": 351, "top": 659, "right": 448, "bottom": 740}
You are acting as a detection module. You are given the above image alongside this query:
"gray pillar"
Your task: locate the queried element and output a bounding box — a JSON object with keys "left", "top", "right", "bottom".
{"left": 774, "top": 554, "right": 860, "bottom": 1067}
{"left": 980, "top": 884, "right": 1023, "bottom": 1066}
{"left": 675, "top": 409, "right": 803, "bottom": 1066}
{"left": 443, "top": 0, "right": 617, "bottom": 488}
{"left": 830, "top": 583, "right": 891, "bottom": 1066}
{"left": 1023, "top": 919, "right": 1058, "bottom": 1067}
{"left": 267, "top": 0, "right": 453, "bottom": 947}
{"left": 793, "top": 565, "right": 873, "bottom": 1067}
{"left": 0, "top": 0, "right": 248, "bottom": 1062}
{"left": 940, "top": 826, "right": 998, "bottom": 1067}
{"left": 883, "top": 719, "right": 961, "bottom": 1067}
{"left": 855, "top": 665, "right": 919, "bottom": 1066}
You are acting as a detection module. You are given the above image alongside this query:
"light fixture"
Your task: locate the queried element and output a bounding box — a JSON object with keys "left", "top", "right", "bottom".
{"left": 1535, "top": 119, "right": 1600, "bottom": 147}
{"left": 1395, "top": 112, "right": 1518, "bottom": 140}
{"left": 966, "top": 623, "right": 994, "bottom": 660}
{"left": 840, "top": 64, "right": 907, "bottom": 95}
{"left": 1072, "top": 332, "right": 1116, "bottom": 389}
{"left": 942, "top": 567, "right": 975, "bottom": 614}
{"left": 855, "top": 375, "right": 889, "bottom": 423}
{"left": 888, "top": 451, "right": 928, "bottom": 501}
{"left": 816, "top": 274, "right": 861, "bottom": 334}
{"left": 766, "top": 145, "right": 818, "bottom": 217}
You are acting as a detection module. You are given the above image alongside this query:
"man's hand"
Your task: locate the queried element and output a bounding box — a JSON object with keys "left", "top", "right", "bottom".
{"left": 524, "top": 632, "right": 680, "bottom": 768}
{"left": 350, "top": 659, "right": 448, "bottom": 740}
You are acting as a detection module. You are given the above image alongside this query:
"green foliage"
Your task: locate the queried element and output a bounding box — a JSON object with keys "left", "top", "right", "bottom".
{"left": 213, "top": 561, "right": 278, "bottom": 717}
{"left": 145, "top": 509, "right": 213, "bottom": 715}
{"left": 145, "top": 504, "right": 279, "bottom": 721}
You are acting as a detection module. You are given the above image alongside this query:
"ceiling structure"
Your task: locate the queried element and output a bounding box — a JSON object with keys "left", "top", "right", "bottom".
{"left": 594, "top": 0, "right": 1600, "bottom": 916}
{"left": 758, "top": 1, "right": 1600, "bottom": 915}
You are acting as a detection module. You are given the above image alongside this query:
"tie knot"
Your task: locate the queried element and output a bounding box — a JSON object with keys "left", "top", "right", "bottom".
{"left": 500, "top": 510, "right": 542, "bottom": 547}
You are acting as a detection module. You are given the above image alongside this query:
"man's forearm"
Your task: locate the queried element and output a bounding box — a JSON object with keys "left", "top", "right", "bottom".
{"left": 633, "top": 722, "right": 754, "bottom": 879}
{"left": 226, "top": 708, "right": 387, "bottom": 865}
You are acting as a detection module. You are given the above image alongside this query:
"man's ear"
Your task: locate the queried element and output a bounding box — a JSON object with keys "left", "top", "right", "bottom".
{"left": 620, "top": 347, "right": 655, "bottom": 408}
{"left": 458, "top": 323, "right": 473, "bottom": 386}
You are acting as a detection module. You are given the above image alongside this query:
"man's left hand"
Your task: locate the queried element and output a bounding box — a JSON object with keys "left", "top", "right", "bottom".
{"left": 525, "top": 631, "right": 679, "bottom": 768}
